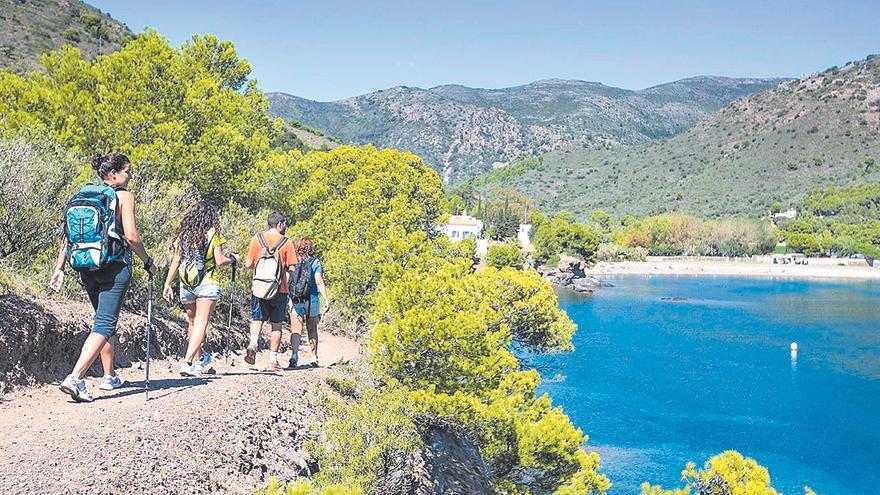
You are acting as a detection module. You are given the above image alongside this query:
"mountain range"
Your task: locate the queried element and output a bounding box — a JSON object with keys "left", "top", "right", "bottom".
{"left": 476, "top": 55, "right": 880, "bottom": 218}
{"left": 268, "top": 76, "right": 785, "bottom": 184}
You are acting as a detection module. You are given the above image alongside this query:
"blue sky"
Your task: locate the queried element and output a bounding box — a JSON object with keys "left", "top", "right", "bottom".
{"left": 89, "top": 0, "right": 879, "bottom": 102}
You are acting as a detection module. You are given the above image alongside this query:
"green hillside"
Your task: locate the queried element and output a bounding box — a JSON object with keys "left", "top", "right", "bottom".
{"left": 0, "top": 0, "right": 131, "bottom": 72}
{"left": 268, "top": 76, "right": 783, "bottom": 184}
{"left": 476, "top": 55, "right": 880, "bottom": 219}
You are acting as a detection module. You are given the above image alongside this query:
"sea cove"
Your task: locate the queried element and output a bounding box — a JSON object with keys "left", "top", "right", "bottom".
{"left": 543, "top": 275, "right": 880, "bottom": 495}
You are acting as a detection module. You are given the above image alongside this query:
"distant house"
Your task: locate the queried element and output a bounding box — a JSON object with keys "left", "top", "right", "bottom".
{"left": 517, "top": 224, "right": 532, "bottom": 247}
{"left": 773, "top": 208, "right": 798, "bottom": 220}
{"left": 442, "top": 212, "right": 488, "bottom": 254}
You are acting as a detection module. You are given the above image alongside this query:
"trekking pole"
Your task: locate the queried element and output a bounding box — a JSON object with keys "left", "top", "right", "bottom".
{"left": 226, "top": 261, "right": 237, "bottom": 364}
{"left": 145, "top": 272, "right": 154, "bottom": 402}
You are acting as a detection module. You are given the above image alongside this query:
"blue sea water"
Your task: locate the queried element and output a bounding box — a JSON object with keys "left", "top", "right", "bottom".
{"left": 540, "top": 275, "right": 880, "bottom": 495}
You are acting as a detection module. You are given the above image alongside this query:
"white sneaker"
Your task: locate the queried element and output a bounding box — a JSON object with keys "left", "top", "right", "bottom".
{"left": 59, "top": 375, "right": 94, "bottom": 403}
{"left": 180, "top": 361, "right": 201, "bottom": 377}
{"left": 98, "top": 374, "right": 125, "bottom": 391}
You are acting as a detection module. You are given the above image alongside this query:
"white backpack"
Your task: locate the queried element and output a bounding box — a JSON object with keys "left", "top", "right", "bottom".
{"left": 251, "top": 233, "right": 288, "bottom": 299}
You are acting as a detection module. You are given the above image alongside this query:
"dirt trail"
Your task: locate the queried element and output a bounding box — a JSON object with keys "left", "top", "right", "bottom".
{"left": 0, "top": 334, "right": 363, "bottom": 495}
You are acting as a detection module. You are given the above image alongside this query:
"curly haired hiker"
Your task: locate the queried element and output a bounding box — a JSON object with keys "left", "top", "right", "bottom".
{"left": 50, "top": 153, "right": 157, "bottom": 402}
{"left": 244, "top": 211, "right": 296, "bottom": 371}
{"left": 287, "top": 237, "right": 329, "bottom": 369}
{"left": 162, "top": 201, "right": 237, "bottom": 376}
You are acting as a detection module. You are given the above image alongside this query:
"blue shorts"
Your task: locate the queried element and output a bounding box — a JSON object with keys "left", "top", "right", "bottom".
{"left": 251, "top": 293, "right": 288, "bottom": 323}
{"left": 291, "top": 295, "right": 320, "bottom": 318}
{"left": 81, "top": 262, "right": 132, "bottom": 339}
{"left": 180, "top": 283, "right": 221, "bottom": 305}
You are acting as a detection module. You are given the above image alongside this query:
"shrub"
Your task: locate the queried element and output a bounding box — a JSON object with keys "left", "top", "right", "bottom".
{"left": 62, "top": 28, "right": 81, "bottom": 42}
{"left": 307, "top": 387, "right": 421, "bottom": 493}
{"left": 0, "top": 136, "right": 83, "bottom": 263}
{"left": 642, "top": 451, "right": 779, "bottom": 495}
{"left": 256, "top": 478, "right": 362, "bottom": 495}
{"left": 532, "top": 212, "right": 600, "bottom": 264}
{"left": 486, "top": 243, "right": 524, "bottom": 269}
{"left": 325, "top": 376, "right": 358, "bottom": 398}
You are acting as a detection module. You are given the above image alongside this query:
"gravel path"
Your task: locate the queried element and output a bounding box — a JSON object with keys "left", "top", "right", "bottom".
{"left": 0, "top": 334, "right": 362, "bottom": 495}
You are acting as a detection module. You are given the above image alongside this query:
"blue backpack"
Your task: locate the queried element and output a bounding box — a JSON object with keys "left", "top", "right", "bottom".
{"left": 64, "top": 184, "right": 126, "bottom": 272}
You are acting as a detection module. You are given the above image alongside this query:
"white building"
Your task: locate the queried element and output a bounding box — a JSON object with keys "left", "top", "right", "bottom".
{"left": 517, "top": 224, "right": 532, "bottom": 247}
{"left": 442, "top": 212, "right": 488, "bottom": 254}
{"left": 773, "top": 208, "right": 798, "bottom": 220}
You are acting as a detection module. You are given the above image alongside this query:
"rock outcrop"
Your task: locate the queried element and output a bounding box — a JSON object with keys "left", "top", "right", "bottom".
{"left": 536, "top": 255, "right": 612, "bottom": 293}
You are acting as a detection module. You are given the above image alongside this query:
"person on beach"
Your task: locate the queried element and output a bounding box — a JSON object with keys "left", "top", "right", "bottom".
{"left": 244, "top": 212, "right": 296, "bottom": 371}
{"left": 161, "top": 201, "right": 237, "bottom": 376}
{"left": 287, "top": 238, "right": 329, "bottom": 369}
{"left": 50, "top": 153, "right": 156, "bottom": 402}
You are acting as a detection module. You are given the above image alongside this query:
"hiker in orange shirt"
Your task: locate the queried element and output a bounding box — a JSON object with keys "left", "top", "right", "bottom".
{"left": 243, "top": 211, "right": 296, "bottom": 371}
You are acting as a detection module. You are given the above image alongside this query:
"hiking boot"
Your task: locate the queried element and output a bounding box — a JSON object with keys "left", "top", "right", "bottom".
{"left": 244, "top": 345, "right": 257, "bottom": 365}
{"left": 285, "top": 353, "right": 299, "bottom": 370}
{"left": 199, "top": 352, "right": 213, "bottom": 368}
{"left": 180, "top": 361, "right": 201, "bottom": 377}
{"left": 59, "top": 375, "right": 94, "bottom": 403}
{"left": 98, "top": 374, "right": 125, "bottom": 391}
{"left": 266, "top": 362, "right": 284, "bottom": 373}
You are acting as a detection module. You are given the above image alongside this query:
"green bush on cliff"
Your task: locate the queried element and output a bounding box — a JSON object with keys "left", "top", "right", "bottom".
{"left": 307, "top": 387, "right": 421, "bottom": 493}
{"left": 641, "top": 450, "right": 782, "bottom": 495}
{"left": 257, "top": 478, "right": 362, "bottom": 495}
{"left": 368, "top": 260, "right": 609, "bottom": 494}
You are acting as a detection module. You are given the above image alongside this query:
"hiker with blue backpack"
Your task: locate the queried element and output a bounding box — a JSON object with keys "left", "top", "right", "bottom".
{"left": 49, "top": 153, "right": 157, "bottom": 402}
{"left": 161, "top": 201, "right": 238, "bottom": 377}
{"left": 287, "top": 238, "right": 329, "bottom": 369}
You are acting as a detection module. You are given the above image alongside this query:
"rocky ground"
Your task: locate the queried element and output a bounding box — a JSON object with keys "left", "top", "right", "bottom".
{"left": 0, "top": 293, "right": 363, "bottom": 494}
{"left": 0, "top": 336, "right": 361, "bottom": 495}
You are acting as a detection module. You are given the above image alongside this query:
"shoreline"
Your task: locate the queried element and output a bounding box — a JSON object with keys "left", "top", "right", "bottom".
{"left": 588, "top": 259, "right": 880, "bottom": 280}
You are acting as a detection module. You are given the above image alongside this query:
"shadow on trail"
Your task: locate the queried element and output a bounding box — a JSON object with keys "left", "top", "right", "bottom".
{"left": 101, "top": 376, "right": 217, "bottom": 401}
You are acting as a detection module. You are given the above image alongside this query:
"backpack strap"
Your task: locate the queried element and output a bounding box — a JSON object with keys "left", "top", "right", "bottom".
{"left": 203, "top": 231, "right": 217, "bottom": 271}
{"left": 257, "top": 233, "right": 271, "bottom": 255}
{"left": 273, "top": 236, "right": 288, "bottom": 252}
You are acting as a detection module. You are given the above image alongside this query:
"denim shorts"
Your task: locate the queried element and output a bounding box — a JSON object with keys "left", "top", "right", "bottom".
{"left": 291, "top": 295, "right": 321, "bottom": 318}
{"left": 251, "top": 293, "right": 289, "bottom": 323}
{"left": 180, "top": 283, "right": 221, "bottom": 305}
{"left": 80, "top": 262, "right": 132, "bottom": 339}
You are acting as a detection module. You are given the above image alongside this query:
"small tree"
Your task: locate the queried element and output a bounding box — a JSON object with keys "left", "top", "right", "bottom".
{"left": 486, "top": 243, "right": 525, "bottom": 269}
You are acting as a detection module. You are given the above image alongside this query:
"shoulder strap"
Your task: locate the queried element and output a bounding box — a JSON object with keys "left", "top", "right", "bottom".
{"left": 204, "top": 231, "right": 217, "bottom": 263}
{"left": 257, "top": 233, "right": 270, "bottom": 254}
{"left": 273, "top": 236, "right": 288, "bottom": 252}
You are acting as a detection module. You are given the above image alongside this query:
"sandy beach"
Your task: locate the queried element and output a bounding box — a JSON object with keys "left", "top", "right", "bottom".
{"left": 589, "top": 258, "right": 880, "bottom": 280}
